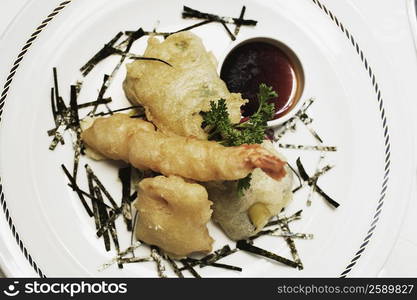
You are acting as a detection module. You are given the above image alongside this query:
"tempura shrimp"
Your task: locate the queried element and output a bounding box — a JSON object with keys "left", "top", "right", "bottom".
{"left": 81, "top": 114, "right": 286, "bottom": 182}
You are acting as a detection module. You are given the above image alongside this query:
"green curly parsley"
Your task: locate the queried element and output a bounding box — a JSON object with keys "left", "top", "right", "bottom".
{"left": 201, "top": 83, "right": 277, "bottom": 195}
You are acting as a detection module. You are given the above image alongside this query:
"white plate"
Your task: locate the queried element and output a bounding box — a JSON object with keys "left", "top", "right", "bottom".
{"left": 0, "top": 0, "right": 414, "bottom": 277}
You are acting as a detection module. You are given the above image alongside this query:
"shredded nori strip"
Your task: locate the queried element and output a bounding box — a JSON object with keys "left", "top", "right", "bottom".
{"left": 61, "top": 164, "right": 93, "bottom": 217}
{"left": 151, "top": 247, "right": 167, "bottom": 278}
{"left": 129, "top": 191, "right": 138, "bottom": 203}
{"left": 92, "top": 105, "right": 144, "bottom": 117}
{"left": 201, "top": 245, "right": 237, "bottom": 266}
{"left": 117, "top": 257, "right": 152, "bottom": 264}
{"left": 99, "top": 29, "right": 145, "bottom": 103}
{"left": 69, "top": 85, "right": 83, "bottom": 180}
{"left": 278, "top": 143, "right": 337, "bottom": 152}
{"left": 298, "top": 113, "right": 323, "bottom": 143}
{"left": 296, "top": 158, "right": 340, "bottom": 208}
{"left": 182, "top": 6, "right": 257, "bottom": 26}
{"left": 80, "top": 31, "right": 123, "bottom": 76}
{"left": 272, "top": 98, "right": 315, "bottom": 141}
{"left": 278, "top": 221, "right": 303, "bottom": 270}
{"left": 98, "top": 242, "right": 143, "bottom": 271}
{"left": 234, "top": 6, "right": 246, "bottom": 35}
{"left": 96, "top": 210, "right": 121, "bottom": 238}
{"left": 236, "top": 240, "right": 299, "bottom": 269}
{"left": 181, "top": 6, "right": 256, "bottom": 40}
{"left": 208, "top": 262, "right": 242, "bottom": 272}
{"left": 130, "top": 211, "right": 139, "bottom": 257}
{"left": 248, "top": 228, "right": 280, "bottom": 240}
{"left": 180, "top": 259, "right": 201, "bottom": 278}
{"left": 112, "top": 49, "right": 173, "bottom": 67}
{"left": 94, "top": 187, "right": 111, "bottom": 252}
{"left": 90, "top": 75, "right": 112, "bottom": 116}
{"left": 85, "top": 164, "right": 119, "bottom": 210}
{"left": 76, "top": 98, "right": 112, "bottom": 109}
{"left": 220, "top": 21, "right": 236, "bottom": 41}
{"left": 314, "top": 184, "right": 340, "bottom": 208}
{"left": 108, "top": 210, "right": 123, "bottom": 268}
{"left": 67, "top": 183, "right": 111, "bottom": 209}
{"left": 309, "top": 164, "right": 334, "bottom": 184}
{"left": 270, "top": 232, "right": 314, "bottom": 239}
{"left": 87, "top": 171, "right": 101, "bottom": 233}
{"left": 177, "top": 245, "right": 239, "bottom": 270}
{"left": 169, "top": 20, "right": 213, "bottom": 36}
{"left": 165, "top": 256, "right": 184, "bottom": 278}
{"left": 287, "top": 162, "right": 303, "bottom": 193}
{"left": 118, "top": 166, "right": 133, "bottom": 231}
{"left": 296, "top": 158, "right": 310, "bottom": 181}
{"left": 265, "top": 210, "right": 303, "bottom": 227}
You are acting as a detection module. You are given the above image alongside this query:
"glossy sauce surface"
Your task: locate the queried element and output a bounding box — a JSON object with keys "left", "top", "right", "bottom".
{"left": 221, "top": 41, "right": 300, "bottom": 119}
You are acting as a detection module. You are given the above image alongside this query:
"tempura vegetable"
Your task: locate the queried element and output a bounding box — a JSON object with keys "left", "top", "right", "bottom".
{"left": 123, "top": 31, "right": 246, "bottom": 139}
{"left": 134, "top": 175, "right": 213, "bottom": 258}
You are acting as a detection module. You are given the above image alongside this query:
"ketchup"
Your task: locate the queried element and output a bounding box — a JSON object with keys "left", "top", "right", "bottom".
{"left": 220, "top": 41, "right": 300, "bottom": 119}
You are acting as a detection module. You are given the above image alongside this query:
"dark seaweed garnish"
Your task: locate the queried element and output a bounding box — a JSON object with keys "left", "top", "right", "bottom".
{"left": 61, "top": 164, "right": 93, "bottom": 217}
{"left": 117, "top": 256, "right": 152, "bottom": 264}
{"left": 296, "top": 158, "right": 340, "bottom": 208}
{"left": 85, "top": 164, "right": 119, "bottom": 210}
{"left": 178, "top": 245, "right": 238, "bottom": 270}
{"left": 180, "top": 259, "right": 201, "bottom": 278}
{"left": 220, "top": 21, "right": 236, "bottom": 41}
{"left": 119, "top": 166, "right": 133, "bottom": 231}
{"left": 170, "top": 20, "right": 213, "bottom": 36}
{"left": 112, "top": 49, "right": 173, "bottom": 67}
{"left": 165, "top": 256, "right": 184, "bottom": 278}
{"left": 265, "top": 210, "right": 302, "bottom": 228}
{"left": 287, "top": 162, "right": 303, "bottom": 193}
{"left": 151, "top": 247, "right": 167, "bottom": 278}
{"left": 207, "top": 262, "right": 242, "bottom": 272}
{"left": 92, "top": 105, "right": 144, "bottom": 117}
{"left": 182, "top": 6, "right": 257, "bottom": 26}
{"left": 200, "top": 245, "right": 237, "bottom": 266}
{"left": 278, "top": 143, "right": 337, "bottom": 152}
{"left": 125, "top": 20, "right": 214, "bottom": 40}
{"left": 234, "top": 6, "right": 246, "bottom": 35}
{"left": 87, "top": 170, "right": 101, "bottom": 233}
{"left": 76, "top": 98, "right": 112, "bottom": 109}
{"left": 278, "top": 219, "right": 303, "bottom": 270}
{"left": 272, "top": 98, "right": 315, "bottom": 142}
{"left": 80, "top": 32, "right": 123, "bottom": 76}
{"left": 94, "top": 187, "right": 111, "bottom": 252}
{"left": 236, "top": 240, "right": 299, "bottom": 269}
{"left": 182, "top": 6, "right": 256, "bottom": 40}
{"left": 108, "top": 210, "right": 123, "bottom": 268}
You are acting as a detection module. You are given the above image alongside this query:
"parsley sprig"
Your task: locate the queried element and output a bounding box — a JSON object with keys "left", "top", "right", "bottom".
{"left": 201, "top": 83, "right": 277, "bottom": 195}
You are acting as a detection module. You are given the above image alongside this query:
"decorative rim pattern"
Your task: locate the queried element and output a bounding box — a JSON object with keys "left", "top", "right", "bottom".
{"left": 0, "top": 0, "right": 391, "bottom": 278}
{"left": 310, "top": 0, "right": 391, "bottom": 277}
{"left": 0, "top": 0, "right": 73, "bottom": 278}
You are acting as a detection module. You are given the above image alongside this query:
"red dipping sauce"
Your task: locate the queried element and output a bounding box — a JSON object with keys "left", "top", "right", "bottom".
{"left": 220, "top": 41, "right": 302, "bottom": 119}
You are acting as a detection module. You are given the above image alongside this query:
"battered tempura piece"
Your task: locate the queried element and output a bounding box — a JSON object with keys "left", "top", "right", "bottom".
{"left": 123, "top": 31, "right": 246, "bottom": 139}
{"left": 81, "top": 114, "right": 287, "bottom": 181}
{"left": 205, "top": 141, "right": 293, "bottom": 240}
{"left": 134, "top": 175, "right": 213, "bottom": 258}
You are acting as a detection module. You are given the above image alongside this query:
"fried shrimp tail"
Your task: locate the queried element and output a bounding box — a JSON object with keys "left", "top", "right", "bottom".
{"left": 81, "top": 114, "right": 286, "bottom": 182}
{"left": 242, "top": 145, "right": 287, "bottom": 180}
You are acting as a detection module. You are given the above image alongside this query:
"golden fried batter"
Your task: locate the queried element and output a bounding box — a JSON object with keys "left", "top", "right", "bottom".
{"left": 81, "top": 114, "right": 286, "bottom": 181}
{"left": 123, "top": 31, "right": 246, "bottom": 139}
{"left": 135, "top": 175, "right": 213, "bottom": 258}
